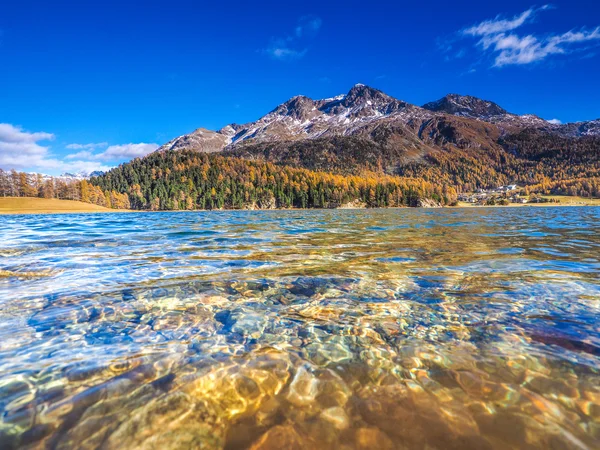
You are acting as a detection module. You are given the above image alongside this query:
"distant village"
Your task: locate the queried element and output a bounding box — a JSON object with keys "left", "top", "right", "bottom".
{"left": 457, "top": 185, "right": 556, "bottom": 206}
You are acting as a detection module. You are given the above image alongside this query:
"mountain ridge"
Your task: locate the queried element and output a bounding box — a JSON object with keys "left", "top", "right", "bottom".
{"left": 155, "top": 84, "right": 600, "bottom": 158}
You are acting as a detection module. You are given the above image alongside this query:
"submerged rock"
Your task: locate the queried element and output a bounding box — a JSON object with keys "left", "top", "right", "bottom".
{"left": 286, "top": 365, "right": 319, "bottom": 407}
{"left": 103, "top": 392, "right": 225, "bottom": 450}
{"left": 249, "top": 425, "right": 312, "bottom": 450}
{"left": 354, "top": 427, "right": 395, "bottom": 450}
{"left": 319, "top": 406, "right": 349, "bottom": 430}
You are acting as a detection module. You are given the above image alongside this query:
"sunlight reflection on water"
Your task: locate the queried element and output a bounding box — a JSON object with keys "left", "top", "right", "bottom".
{"left": 0, "top": 207, "right": 599, "bottom": 449}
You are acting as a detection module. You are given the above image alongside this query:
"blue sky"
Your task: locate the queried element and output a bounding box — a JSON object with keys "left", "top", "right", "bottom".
{"left": 1, "top": 0, "right": 599, "bottom": 175}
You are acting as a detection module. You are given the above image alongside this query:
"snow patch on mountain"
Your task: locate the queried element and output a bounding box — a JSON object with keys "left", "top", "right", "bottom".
{"left": 156, "top": 86, "right": 600, "bottom": 155}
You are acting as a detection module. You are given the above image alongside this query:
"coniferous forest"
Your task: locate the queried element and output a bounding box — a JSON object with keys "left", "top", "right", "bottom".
{"left": 88, "top": 150, "right": 456, "bottom": 210}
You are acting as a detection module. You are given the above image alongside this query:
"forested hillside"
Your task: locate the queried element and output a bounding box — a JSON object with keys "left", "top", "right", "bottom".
{"left": 392, "top": 132, "right": 600, "bottom": 197}
{"left": 89, "top": 150, "right": 456, "bottom": 210}
{"left": 224, "top": 127, "right": 600, "bottom": 198}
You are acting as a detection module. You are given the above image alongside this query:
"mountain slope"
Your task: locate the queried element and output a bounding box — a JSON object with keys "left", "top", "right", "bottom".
{"left": 147, "top": 84, "right": 600, "bottom": 194}
{"left": 422, "top": 93, "right": 550, "bottom": 130}
{"left": 423, "top": 94, "right": 508, "bottom": 118}
{"left": 158, "top": 127, "right": 232, "bottom": 153}
{"left": 156, "top": 85, "right": 435, "bottom": 152}
{"left": 156, "top": 85, "right": 510, "bottom": 178}
{"left": 157, "top": 85, "right": 600, "bottom": 158}
{"left": 423, "top": 94, "right": 600, "bottom": 137}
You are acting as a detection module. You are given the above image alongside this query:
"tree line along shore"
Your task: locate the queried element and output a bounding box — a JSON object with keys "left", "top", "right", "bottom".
{"left": 2, "top": 149, "right": 599, "bottom": 213}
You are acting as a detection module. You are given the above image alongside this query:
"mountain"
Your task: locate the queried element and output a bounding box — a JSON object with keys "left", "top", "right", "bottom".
{"left": 93, "top": 84, "right": 593, "bottom": 202}
{"left": 156, "top": 84, "right": 600, "bottom": 162}
{"left": 20, "top": 171, "right": 101, "bottom": 182}
{"left": 422, "top": 93, "right": 552, "bottom": 130}
{"left": 555, "top": 119, "right": 600, "bottom": 137}
{"left": 156, "top": 84, "right": 430, "bottom": 153}
{"left": 154, "top": 84, "right": 507, "bottom": 175}
{"left": 59, "top": 171, "right": 90, "bottom": 180}
{"left": 423, "top": 94, "right": 508, "bottom": 118}
{"left": 52, "top": 171, "right": 105, "bottom": 181}
{"left": 158, "top": 127, "right": 232, "bottom": 153}
{"left": 423, "top": 93, "right": 600, "bottom": 137}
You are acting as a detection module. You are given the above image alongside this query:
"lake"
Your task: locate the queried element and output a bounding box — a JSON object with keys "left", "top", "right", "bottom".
{"left": 1, "top": 208, "right": 599, "bottom": 449}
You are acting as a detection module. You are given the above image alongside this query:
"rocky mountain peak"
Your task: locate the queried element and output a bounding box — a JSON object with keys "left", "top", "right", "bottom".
{"left": 343, "top": 84, "right": 393, "bottom": 107}
{"left": 219, "top": 124, "right": 244, "bottom": 137}
{"left": 270, "top": 95, "right": 317, "bottom": 121}
{"left": 423, "top": 94, "right": 507, "bottom": 118}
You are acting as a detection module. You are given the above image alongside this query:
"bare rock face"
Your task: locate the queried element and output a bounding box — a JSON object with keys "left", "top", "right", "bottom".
{"left": 257, "top": 193, "right": 277, "bottom": 210}
{"left": 422, "top": 94, "right": 550, "bottom": 129}
{"left": 555, "top": 118, "right": 600, "bottom": 137}
{"left": 157, "top": 128, "right": 230, "bottom": 153}
{"left": 270, "top": 95, "right": 321, "bottom": 122}
{"left": 423, "top": 94, "right": 507, "bottom": 119}
{"left": 416, "top": 198, "right": 442, "bottom": 208}
{"left": 336, "top": 199, "right": 367, "bottom": 209}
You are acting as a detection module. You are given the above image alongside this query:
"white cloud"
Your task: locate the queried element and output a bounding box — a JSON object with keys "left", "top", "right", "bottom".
{"left": 65, "top": 150, "right": 95, "bottom": 160}
{"left": 66, "top": 143, "right": 159, "bottom": 162}
{"left": 0, "top": 123, "right": 154, "bottom": 175}
{"left": 458, "top": 6, "right": 600, "bottom": 67}
{"left": 263, "top": 15, "right": 322, "bottom": 61}
{"left": 488, "top": 28, "right": 600, "bottom": 67}
{"left": 548, "top": 118, "right": 562, "bottom": 124}
{"left": 0, "top": 123, "right": 54, "bottom": 144}
{"left": 66, "top": 142, "right": 108, "bottom": 150}
{"left": 0, "top": 123, "right": 56, "bottom": 170}
{"left": 96, "top": 143, "right": 159, "bottom": 161}
{"left": 265, "top": 41, "right": 307, "bottom": 61}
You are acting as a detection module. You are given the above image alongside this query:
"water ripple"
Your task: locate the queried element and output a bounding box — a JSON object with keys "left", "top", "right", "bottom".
{"left": 0, "top": 207, "right": 599, "bottom": 449}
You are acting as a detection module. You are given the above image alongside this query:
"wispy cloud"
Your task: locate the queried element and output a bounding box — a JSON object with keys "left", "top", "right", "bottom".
{"left": 294, "top": 16, "right": 322, "bottom": 38}
{"left": 66, "top": 142, "right": 108, "bottom": 150}
{"left": 66, "top": 142, "right": 159, "bottom": 161}
{"left": 65, "top": 150, "right": 96, "bottom": 160}
{"left": 547, "top": 118, "right": 562, "bottom": 124}
{"left": 454, "top": 5, "right": 600, "bottom": 67}
{"left": 96, "top": 143, "right": 159, "bottom": 161}
{"left": 464, "top": 6, "right": 550, "bottom": 37}
{"left": 263, "top": 15, "right": 322, "bottom": 61}
{"left": 264, "top": 42, "right": 307, "bottom": 61}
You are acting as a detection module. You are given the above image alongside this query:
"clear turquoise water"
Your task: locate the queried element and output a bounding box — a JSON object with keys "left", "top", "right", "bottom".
{"left": 0, "top": 208, "right": 599, "bottom": 449}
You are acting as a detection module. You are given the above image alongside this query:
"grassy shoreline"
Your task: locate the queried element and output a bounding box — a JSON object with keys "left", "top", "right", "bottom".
{"left": 0, "top": 197, "right": 129, "bottom": 215}
{"left": 1, "top": 195, "right": 599, "bottom": 215}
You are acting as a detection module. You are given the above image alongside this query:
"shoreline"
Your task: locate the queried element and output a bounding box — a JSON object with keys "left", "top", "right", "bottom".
{"left": 0, "top": 197, "right": 131, "bottom": 215}
{"left": 1, "top": 196, "right": 599, "bottom": 215}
